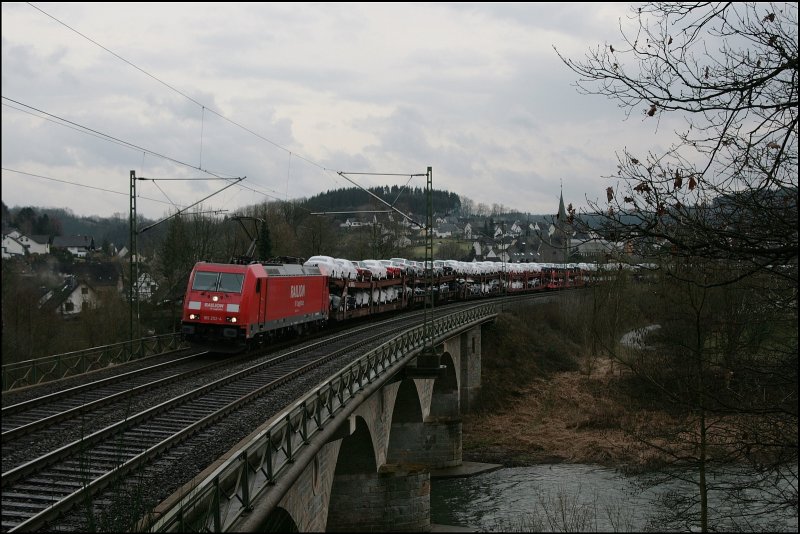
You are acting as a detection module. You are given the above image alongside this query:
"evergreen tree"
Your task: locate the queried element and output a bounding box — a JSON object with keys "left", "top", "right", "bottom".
{"left": 258, "top": 220, "right": 273, "bottom": 260}
{"left": 14, "top": 207, "right": 36, "bottom": 235}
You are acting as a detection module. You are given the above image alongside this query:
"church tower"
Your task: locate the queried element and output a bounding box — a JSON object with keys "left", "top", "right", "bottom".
{"left": 536, "top": 184, "right": 574, "bottom": 263}
{"left": 557, "top": 187, "right": 567, "bottom": 225}
{"left": 549, "top": 184, "right": 572, "bottom": 263}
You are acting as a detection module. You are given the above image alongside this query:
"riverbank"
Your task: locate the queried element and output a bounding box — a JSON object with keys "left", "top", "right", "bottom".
{"left": 461, "top": 311, "right": 677, "bottom": 471}
{"left": 463, "top": 355, "right": 656, "bottom": 468}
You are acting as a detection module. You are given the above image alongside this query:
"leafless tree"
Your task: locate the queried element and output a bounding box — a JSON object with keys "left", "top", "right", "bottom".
{"left": 557, "top": 3, "right": 797, "bottom": 530}
{"left": 460, "top": 196, "right": 475, "bottom": 217}
{"left": 298, "top": 214, "right": 336, "bottom": 258}
{"left": 555, "top": 2, "right": 797, "bottom": 286}
{"left": 262, "top": 202, "right": 301, "bottom": 257}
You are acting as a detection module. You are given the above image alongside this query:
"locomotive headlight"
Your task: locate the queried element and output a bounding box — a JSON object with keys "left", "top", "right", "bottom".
{"left": 189, "top": 313, "right": 198, "bottom": 320}
{"left": 212, "top": 295, "right": 219, "bottom": 302}
{"left": 226, "top": 316, "right": 237, "bottom": 323}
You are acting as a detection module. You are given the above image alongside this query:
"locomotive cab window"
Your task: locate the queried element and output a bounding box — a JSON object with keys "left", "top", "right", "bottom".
{"left": 192, "top": 272, "right": 219, "bottom": 291}
{"left": 192, "top": 272, "right": 245, "bottom": 293}
{"left": 218, "top": 273, "right": 244, "bottom": 293}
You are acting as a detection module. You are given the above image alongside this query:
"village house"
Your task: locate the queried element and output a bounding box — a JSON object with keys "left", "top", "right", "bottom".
{"left": 2, "top": 230, "right": 50, "bottom": 258}
{"left": 37, "top": 260, "right": 125, "bottom": 317}
{"left": 52, "top": 235, "right": 95, "bottom": 258}
{"left": 38, "top": 276, "right": 99, "bottom": 317}
{"left": 136, "top": 272, "right": 159, "bottom": 301}
{"left": 433, "top": 223, "right": 460, "bottom": 238}
{"left": 463, "top": 222, "right": 472, "bottom": 240}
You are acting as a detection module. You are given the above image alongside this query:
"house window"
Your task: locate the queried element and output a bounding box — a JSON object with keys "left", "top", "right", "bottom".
{"left": 82, "top": 287, "right": 89, "bottom": 295}
{"left": 65, "top": 302, "right": 75, "bottom": 313}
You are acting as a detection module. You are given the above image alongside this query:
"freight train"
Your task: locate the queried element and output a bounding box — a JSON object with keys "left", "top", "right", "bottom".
{"left": 180, "top": 258, "right": 597, "bottom": 352}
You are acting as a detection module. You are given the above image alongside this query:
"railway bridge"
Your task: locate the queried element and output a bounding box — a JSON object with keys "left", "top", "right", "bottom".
{"left": 3, "top": 297, "right": 556, "bottom": 532}
{"left": 146, "top": 301, "right": 502, "bottom": 532}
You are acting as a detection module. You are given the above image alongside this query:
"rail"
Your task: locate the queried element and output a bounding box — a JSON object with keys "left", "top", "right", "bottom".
{"left": 147, "top": 302, "right": 498, "bottom": 532}
{"left": 2, "top": 333, "right": 188, "bottom": 392}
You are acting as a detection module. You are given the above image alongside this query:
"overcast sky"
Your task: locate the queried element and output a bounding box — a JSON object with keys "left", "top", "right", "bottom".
{"left": 2, "top": 2, "right": 680, "bottom": 221}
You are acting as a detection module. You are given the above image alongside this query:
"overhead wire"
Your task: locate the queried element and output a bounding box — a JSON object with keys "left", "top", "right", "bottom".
{"left": 5, "top": 4, "right": 297, "bottom": 216}
{"left": 19, "top": 117, "right": 303, "bottom": 218}
{"left": 26, "top": 2, "right": 205, "bottom": 108}
{"left": 17, "top": 2, "right": 417, "bottom": 219}
{"left": 2, "top": 97, "right": 228, "bottom": 180}
{"left": 4, "top": 96, "right": 241, "bottom": 215}
{"left": 3, "top": 101, "right": 143, "bottom": 153}
{"left": 2, "top": 167, "right": 184, "bottom": 207}
{"left": 25, "top": 2, "right": 332, "bottom": 179}
{"left": 152, "top": 180, "right": 179, "bottom": 211}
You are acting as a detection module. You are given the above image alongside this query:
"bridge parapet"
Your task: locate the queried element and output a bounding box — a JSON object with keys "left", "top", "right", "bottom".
{"left": 2, "top": 333, "right": 187, "bottom": 391}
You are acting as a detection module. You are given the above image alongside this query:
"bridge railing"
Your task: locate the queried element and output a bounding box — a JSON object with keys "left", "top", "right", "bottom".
{"left": 147, "top": 302, "right": 498, "bottom": 532}
{"left": 2, "top": 333, "right": 188, "bottom": 392}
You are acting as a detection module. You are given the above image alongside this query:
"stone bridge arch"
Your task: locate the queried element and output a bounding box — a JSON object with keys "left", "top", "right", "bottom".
{"left": 326, "top": 378, "right": 431, "bottom": 532}
{"left": 232, "top": 325, "right": 486, "bottom": 532}
{"left": 260, "top": 506, "right": 298, "bottom": 532}
{"left": 425, "top": 351, "right": 463, "bottom": 468}
{"left": 430, "top": 351, "right": 459, "bottom": 416}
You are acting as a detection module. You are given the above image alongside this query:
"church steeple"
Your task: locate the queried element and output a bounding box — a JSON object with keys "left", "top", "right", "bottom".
{"left": 557, "top": 183, "right": 567, "bottom": 222}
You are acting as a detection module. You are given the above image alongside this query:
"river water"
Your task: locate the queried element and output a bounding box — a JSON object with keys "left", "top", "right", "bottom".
{"left": 431, "top": 464, "right": 798, "bottom": 532}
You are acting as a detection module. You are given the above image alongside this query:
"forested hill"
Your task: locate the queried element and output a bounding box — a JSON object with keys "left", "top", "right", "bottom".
{"left": 302, "top": 186, "right": 462, "bottom": 217}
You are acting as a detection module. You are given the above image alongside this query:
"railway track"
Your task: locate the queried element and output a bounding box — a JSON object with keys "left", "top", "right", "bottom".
{"left": 0, "top": 309, "right": 442, "bottom": 532}
{"left": 2, "top": 352, "right": 219, "bottom": 440}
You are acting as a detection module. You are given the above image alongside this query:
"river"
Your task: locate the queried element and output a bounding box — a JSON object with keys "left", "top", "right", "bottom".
{"left": 431, "top": 463, "right": 798, "bottom": 532}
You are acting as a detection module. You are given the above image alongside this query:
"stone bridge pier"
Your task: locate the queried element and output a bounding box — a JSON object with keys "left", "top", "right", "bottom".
{"left": 250, "top": 325, "right": 483, "bottom": 532}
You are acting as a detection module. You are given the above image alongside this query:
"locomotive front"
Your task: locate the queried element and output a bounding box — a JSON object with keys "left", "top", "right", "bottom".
{"left": 181, "top": 263, "right": 249, "bottom": 350}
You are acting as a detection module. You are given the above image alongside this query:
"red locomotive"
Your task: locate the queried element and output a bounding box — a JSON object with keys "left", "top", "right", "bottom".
{"left": 181, "top": 261, "right": 329, "bottom": 351}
